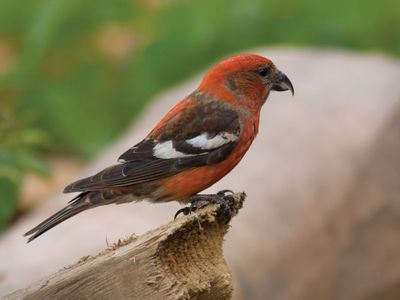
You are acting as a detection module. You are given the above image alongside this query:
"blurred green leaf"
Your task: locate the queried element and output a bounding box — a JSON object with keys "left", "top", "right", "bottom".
{"left": 0, "top": 97, "right": 50, "bottom": 230}
{"left": 15, "top": 151, "right": 50, "bottom": 176}
{"left": 18, "top": 128, "right": 52, "bottom": 149}
{"left": 0, "top": 152, "right": 21, "bottom": 184}
{"left": 0, "top": 178, "right": 19, "bottom": 231}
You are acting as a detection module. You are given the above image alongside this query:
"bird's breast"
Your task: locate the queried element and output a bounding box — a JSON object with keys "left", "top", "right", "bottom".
{"left": 156, "top": 117, "right": 259, "bottom": 202}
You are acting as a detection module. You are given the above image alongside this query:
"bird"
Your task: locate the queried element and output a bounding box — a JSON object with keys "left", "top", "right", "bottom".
{"left": 24, "top": 54, "right": 294, "bottom": 242}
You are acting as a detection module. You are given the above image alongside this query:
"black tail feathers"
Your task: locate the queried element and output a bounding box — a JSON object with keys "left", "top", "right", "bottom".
{"left": 24, "top": 192, "right": 92, "bottom": 243}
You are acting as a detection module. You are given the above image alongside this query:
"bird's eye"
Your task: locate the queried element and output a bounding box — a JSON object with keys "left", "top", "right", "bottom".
{"left": 257, "top": 67, "right": 269, "bottom": 77}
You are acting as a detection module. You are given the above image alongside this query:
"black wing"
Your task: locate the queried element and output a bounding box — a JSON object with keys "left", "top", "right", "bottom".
{"left": 64, "top": 99, "right": 241, "bottom": 193}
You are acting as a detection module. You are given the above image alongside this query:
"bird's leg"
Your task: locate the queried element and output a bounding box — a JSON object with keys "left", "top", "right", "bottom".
{"left": 174, "top": 190, "right": 234, "bottom": 223}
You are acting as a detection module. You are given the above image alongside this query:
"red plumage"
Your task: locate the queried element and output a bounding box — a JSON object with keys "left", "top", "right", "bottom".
{"left": 25, "top": 54, "right": 294, "bottom": 242}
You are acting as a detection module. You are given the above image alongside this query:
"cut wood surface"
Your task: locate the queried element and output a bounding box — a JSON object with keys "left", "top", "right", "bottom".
{"left": 6, "top": 193, "right": 245, "bottom": 300}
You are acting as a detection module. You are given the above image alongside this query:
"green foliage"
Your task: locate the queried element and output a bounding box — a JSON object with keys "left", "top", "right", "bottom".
{"left": 0, "top": 0, "right": 399, "bottom": 230}
{"left": 0, "top": 99, "right": 50, "bottom": 230}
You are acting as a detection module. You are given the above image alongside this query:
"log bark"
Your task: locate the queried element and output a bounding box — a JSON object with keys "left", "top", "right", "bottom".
{"left": 5, "top": 193, "right": 245, "bottom": 300}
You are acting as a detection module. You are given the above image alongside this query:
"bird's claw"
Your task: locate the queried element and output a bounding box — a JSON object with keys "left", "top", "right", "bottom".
{"left": 174, "top": 207, "right": 190, "bottom": 219}
{"left": 217, "top": 189, "right": 234, "bottom": 196}
{"left": 174, "top": 199, "right": 209, "bottom": 219}
{"left": 174, "top": 206, "right": 196, "bottom": 219}
{"left": 174, "top": 191, "right": 234, "bottom": 223}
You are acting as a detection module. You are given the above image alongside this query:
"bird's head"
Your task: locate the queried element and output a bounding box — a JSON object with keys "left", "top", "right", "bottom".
{"left": 199, "top": 54, "right": 294, "bottom": 112}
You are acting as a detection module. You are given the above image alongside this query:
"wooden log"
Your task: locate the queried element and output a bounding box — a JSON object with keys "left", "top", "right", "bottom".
{"left": 5, "top": 193, "right": 246, "bottom": 300}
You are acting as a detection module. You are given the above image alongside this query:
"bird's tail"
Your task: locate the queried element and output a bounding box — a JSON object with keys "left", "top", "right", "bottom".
{"left": 24, "top": 192, "right": 94, "bottom": 243}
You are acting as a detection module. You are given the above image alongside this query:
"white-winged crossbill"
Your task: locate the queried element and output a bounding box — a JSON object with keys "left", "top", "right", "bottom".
{"left": 25, "top": 54, "right": 293, "bottom": 242}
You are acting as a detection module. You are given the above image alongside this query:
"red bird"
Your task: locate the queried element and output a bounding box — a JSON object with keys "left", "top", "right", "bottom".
{"left": 25, "top": 54, "right": 293, "bottom": 242}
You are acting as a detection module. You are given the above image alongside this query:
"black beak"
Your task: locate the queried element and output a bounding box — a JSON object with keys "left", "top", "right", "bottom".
{"left": 272, "top": 71, "right": 294, "bottom": 96}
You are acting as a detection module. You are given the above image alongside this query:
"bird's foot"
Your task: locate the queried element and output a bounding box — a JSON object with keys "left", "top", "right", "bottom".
{"left": 174, "top": 191, "right": 234, "bottom": 223}
{"left": 216, "top": 189, "right": 234, "bottom": 197}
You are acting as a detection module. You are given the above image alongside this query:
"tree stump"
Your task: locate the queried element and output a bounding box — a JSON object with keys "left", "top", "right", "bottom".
{"left": 6, "top": 193, "right": 245, "bottom": 300}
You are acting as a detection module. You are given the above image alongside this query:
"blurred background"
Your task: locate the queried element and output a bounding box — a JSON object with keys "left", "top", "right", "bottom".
{"left": 1, "top": 0, "right": 400, "bottom": 299}
{"left": 1, "top": 0, "right": 399, "bottom": 230}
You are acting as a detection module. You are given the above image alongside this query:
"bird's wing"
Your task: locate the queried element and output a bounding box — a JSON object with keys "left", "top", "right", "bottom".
{"left": 64, "top": 98, "right": 241, "bottom": 193}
